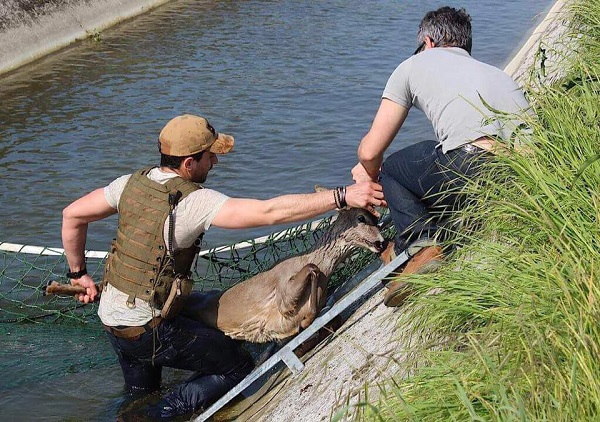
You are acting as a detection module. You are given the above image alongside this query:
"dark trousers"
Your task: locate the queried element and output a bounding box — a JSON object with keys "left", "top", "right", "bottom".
{"left": 106, "top": 314, "right": 253, "bottom": 415}
{"left": 380, "top": 140, "right": 490, "bottom": 252}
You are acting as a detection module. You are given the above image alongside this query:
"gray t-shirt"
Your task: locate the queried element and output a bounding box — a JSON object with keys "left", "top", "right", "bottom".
{"left": 383, "top": 47, "right": 529, "bottom": 153}
{"left": 98, "top": 167, "right": 229, "bottom": 326}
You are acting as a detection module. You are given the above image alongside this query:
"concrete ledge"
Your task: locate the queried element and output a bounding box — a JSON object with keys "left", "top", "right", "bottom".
{"left": 1, "top": 0, "right": 570, "bottom": 81}
{"left": 504, "top": 0, "right": 570, "bottom": 82}
{"left": 0, "top": 0, "right": 170, "bottom": 76}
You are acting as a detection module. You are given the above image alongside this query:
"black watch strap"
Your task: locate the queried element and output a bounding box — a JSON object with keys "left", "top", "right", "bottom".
{"left": 67, "top": 267, "right": 88, "bottom": 279}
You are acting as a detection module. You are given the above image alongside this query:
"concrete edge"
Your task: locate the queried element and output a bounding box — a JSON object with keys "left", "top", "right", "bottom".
{"left": 0, "top": 0, "right": 171, "bottom": 76}
{"left": 504, "top": 0, "right": 569, "bottom": 78}
{"left": 1, "top": 0, "right": 567, "bottom": 79}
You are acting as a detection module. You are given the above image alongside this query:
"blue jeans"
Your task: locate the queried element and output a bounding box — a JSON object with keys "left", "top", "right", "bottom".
{"left": 105, "top": 313, "right": 253, "bottom": 416}
{"left": 380, "top": 140, "right": 490, "bottom": 252}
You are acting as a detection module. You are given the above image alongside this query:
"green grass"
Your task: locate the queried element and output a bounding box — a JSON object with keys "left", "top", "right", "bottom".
{"left": 347, "top": 0, "right": 600, "bottom": 420}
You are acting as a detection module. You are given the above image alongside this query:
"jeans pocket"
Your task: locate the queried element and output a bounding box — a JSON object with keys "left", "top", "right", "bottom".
{"left": 440, "top": 148, "right": 487, "bottom": 178}
{"left": 417, "top": 159, "right": 441, "bottom": 194}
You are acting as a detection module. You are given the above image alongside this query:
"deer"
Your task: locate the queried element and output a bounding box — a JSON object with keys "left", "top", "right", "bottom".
{"left": 45, "top": 208, "right": 386, "bottom": 344}
{"left": 181, "top": 207, "right": 387, "bottom": 343}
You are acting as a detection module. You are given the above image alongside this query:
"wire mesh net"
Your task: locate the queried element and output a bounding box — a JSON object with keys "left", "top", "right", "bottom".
{"left": 0, "top": 214, "right": 393, "bottom": 324}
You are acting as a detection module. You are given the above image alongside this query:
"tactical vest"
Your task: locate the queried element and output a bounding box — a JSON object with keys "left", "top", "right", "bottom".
{"left": 102, "top": 168, "right": 202, "bottom": 309}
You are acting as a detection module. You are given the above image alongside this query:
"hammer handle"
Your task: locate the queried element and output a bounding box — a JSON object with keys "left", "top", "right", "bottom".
{"left": 44, "top": 281, "right": 101, "bottom": 301}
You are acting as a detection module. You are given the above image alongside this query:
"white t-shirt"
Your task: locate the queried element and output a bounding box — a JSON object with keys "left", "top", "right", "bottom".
{"left": 98, "top": 167, "right": 229, "bottom": 327}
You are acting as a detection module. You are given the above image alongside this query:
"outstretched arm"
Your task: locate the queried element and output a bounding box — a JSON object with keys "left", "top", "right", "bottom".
{"left": 62, "top": 188, "right": 117, "bottom": 303}
{"left": 352, "top": 99, "right": 409, "bottom": 182}
{"left": 211, "top": 181, "right": 385, "bottom": 229}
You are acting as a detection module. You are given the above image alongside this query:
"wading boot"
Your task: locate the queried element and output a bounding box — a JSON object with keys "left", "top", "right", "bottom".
{"left": 383, "top": 245, "right": 444, "bottom": 307}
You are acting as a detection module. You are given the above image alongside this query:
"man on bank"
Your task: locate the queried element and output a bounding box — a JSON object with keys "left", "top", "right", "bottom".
{"left": 62, "top": 114, "right": 385, "bottom": 418}
{"left": 352, "top": 6, "right": 530, "bottom": 306}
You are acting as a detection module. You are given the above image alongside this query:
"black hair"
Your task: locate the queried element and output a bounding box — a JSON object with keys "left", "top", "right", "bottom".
{"left": 160, "top": 150, "right": 206, "bottom": 169}
{"left": 417, "top": 6, "right": 472, "bottom": 54}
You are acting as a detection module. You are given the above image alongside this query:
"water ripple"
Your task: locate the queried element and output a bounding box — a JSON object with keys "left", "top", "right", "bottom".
{"left": 0, "top": 0, "right": 552, "bottom": 250}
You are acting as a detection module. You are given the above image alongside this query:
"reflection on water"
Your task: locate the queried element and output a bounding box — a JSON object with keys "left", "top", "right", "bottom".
{"left": 0, "top": 0, "right": 553, "bottom": 419}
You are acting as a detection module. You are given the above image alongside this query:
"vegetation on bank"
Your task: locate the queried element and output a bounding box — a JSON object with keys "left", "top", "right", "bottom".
{"left": 353, "top": 0, "right": 600, "bottom": 420}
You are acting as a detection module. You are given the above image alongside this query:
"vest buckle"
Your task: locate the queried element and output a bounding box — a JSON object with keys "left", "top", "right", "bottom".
{"left": 126, "top": 295, "right": 136, "bottom": 309}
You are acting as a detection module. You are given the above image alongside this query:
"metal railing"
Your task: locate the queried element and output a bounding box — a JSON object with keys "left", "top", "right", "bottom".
{"left": 195, "top": 250, "right": 408, "bottom": 422}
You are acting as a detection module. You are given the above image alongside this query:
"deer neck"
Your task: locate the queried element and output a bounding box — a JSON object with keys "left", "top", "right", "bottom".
{"left": 305, "top": 240, "right": 353, "bottom": 278}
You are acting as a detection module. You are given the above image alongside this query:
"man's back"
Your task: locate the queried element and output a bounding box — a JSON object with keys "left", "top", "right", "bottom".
{"left": 383, "top": 47, "right": 529, "bottom": 152}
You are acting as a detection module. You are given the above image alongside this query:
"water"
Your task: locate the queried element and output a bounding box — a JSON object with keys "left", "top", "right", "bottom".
{"left": 0, "top": 0, "right": 553, "bottom": 420}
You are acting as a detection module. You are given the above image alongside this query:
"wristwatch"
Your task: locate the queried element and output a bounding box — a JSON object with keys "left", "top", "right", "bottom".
{"left": 66, "top": 267, "right": 88, "bottom": 279}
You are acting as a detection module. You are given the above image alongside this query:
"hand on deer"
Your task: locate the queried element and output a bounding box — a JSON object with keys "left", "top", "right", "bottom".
{"left": 346, "top": 181, "right": 387, "bottom": 217}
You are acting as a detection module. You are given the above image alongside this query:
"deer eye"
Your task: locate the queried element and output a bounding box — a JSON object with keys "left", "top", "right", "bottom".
{"left": 357, "top": 214, "right": 367, "bottom": 223}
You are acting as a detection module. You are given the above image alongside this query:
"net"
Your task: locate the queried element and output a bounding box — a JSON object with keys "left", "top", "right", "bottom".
{"left": 0, "top": 214, "right": 392, "bottom": 324}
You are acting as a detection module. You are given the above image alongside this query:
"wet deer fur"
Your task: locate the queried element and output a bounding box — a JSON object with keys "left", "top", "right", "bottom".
{"left": 182, "top": 208, "right": 386, "bottom": 343}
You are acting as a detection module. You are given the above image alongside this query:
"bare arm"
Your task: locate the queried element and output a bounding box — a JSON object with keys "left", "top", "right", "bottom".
{"left": 352, "top": 99, "right": 409, "bottom": 182}
{"left": 62, "top": 188, "right": 117, "bottom": 303}
{"left": 211, "top": 181, "right": 385, "bottom": 229}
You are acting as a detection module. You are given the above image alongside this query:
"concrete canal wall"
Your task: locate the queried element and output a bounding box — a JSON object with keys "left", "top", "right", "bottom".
{"left": 0, "top": 0, "right": 169, "bottom": 76}
{"left": 0, "top": 0, "right": 568, "bottom": 80}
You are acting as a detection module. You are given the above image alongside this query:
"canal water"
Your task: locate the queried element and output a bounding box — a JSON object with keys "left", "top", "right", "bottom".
{"left": 0, "top": 0, "right": 553, "bottom": 420}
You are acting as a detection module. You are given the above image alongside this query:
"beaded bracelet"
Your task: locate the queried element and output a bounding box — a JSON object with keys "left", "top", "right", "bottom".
{"left": 333, "top": 187, "right": 341, "bottom": 209}
{"left": 333, "top": 186, "right": 347, "bottom": 209}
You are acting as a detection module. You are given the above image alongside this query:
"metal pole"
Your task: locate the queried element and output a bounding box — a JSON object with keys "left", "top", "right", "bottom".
{"left": 195, "top": 251, "right": 409, "bottom": 422}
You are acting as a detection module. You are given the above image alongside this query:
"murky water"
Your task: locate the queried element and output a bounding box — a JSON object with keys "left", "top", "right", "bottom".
{"left": 0, "top": 0, "right": 553, "bottom": 420}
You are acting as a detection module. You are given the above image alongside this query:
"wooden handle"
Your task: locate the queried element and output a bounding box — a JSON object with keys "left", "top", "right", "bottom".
{"left": 44, "top": 281, "right": 100, "bottom": 300}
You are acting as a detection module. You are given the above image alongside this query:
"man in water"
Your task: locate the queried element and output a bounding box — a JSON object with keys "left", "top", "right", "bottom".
{"left": 62, "top": 114, "right": 385, "bottom": 418}
{"left": 352, "top": 6, "right": 530, "bottom": 306}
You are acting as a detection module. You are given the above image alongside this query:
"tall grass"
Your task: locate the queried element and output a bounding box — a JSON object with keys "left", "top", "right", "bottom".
{"left": 354, "top": 0, "right": 600, "bottom": 420}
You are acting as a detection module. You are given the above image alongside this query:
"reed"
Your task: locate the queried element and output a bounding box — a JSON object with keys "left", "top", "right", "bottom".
{"left": 351, "top": 0, "right": 600, "bottom": 419}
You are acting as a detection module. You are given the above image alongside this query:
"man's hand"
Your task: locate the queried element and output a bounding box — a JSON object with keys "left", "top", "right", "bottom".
{"left": 346, "top": 181, "right": 387, "bottom": 217}
{"left": 71, "top": 274, "right": 98, "bottom": 303}
{"left": 351, "top": 162, "right": 379, "bottom": 183}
